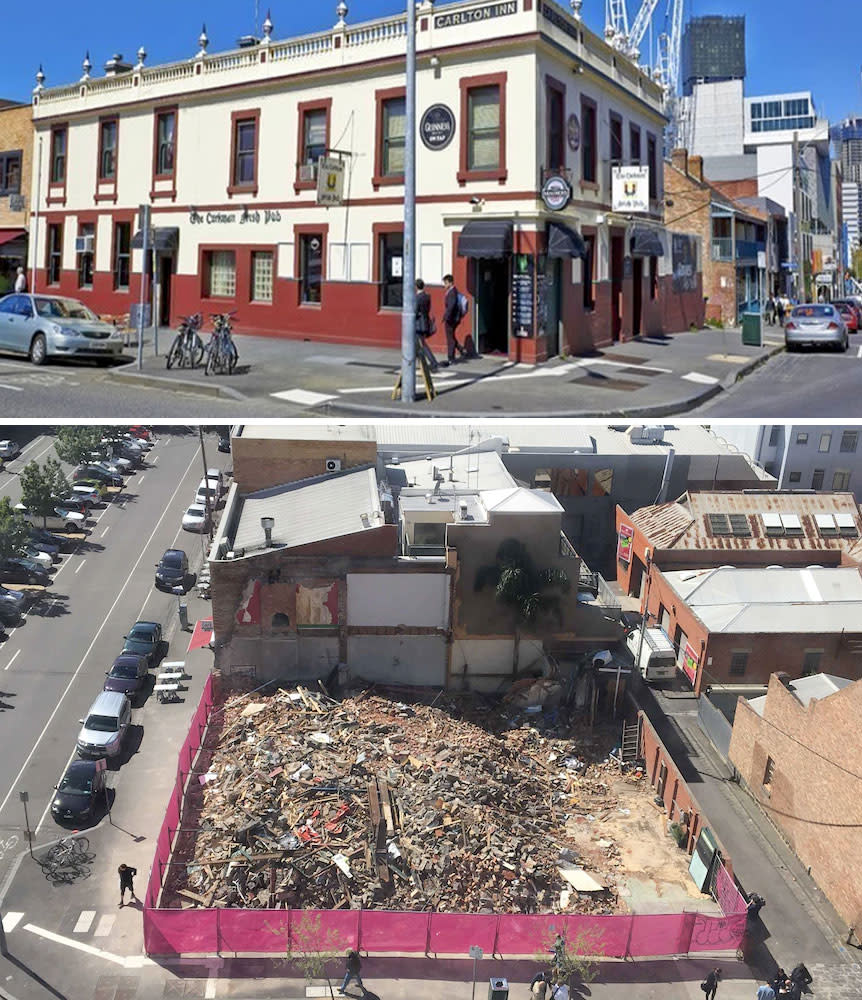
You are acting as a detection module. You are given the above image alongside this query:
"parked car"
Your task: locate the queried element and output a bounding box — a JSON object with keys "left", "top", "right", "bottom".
{"left": 50, "top": 759, "right": 107, "bottom": 824}
{"left": 0, "top": 293, "right": 125, "bottom": 365}
{"left": 76, "top": 691, "right": 131, "bottom": 759}
{"left": 217, "top": 433, "right": 231, "bottom": 454}
{"left": 784, "top": 304, "right": 848, "bottom": 352}
{"left": 122, "top": 620, "right": 163, "bottom": 667}
{"left": 0, "top": 440, "right": 20, "bottom": 459}
{"left": 27, "top": 528, "right": 62, "bottom": 558}
{"left": 29, "top": 526, "right": 73, "bottom": 553}
{"left": 127, "top": 426, "right": 153, "bottom": 442}
{"left": 51, "top": 494, "right": 90, "bottom": 515}
{"left": 194, "top": 477, "right": 221, "bottom": 508}
{"left": 88, "top": 457, "right": 127, "bottom": 477}
{"left": 103, "top": 653, "right": 149, "bottom": 696}
{"left": 833, "top": 300, "right": 860, "bottom": 332}
{"left": 0, "top": 588, "right": 24, "bottom": 626}
{"left": 182, "top": 503, "right": 211, "bottom": 533}
{"left": 14, "top": 502, "right": 85, "bottom": 533}
{"left": 154, "top": 548, "right": 189, "bottom": 591}
{"left": 71, "top": 474, "right": 111, "bottom": 494}
{"left": 69, "top": 484, "right": 104, "bottom": 505}
{"left": 0, "top": 556, "right": 50, "bottom": 586}
{"left": 22, "top": 545, "right": 54, "bottom": 571}
{"left": 73, "top": 465, "right": 122, "bottom": 488}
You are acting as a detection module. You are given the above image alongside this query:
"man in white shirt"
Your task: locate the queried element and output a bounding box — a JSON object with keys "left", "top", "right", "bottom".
{"left": 13, "top": 267, "right": 26, "bottom": 293}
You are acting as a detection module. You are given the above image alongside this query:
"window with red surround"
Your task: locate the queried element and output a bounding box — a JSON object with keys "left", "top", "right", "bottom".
{"left": 545, "top": 76, "right": 565, "bottom": 172}
{"left": 458, "top": 72, "right": 507, "bottom": 185}
{"left": 295, "top": 99, "right": 331, "bottom": 192}
{"left": 47, "top": 126, "right": 68, "bottom": 206}
{"left": 228, "top": 109, "right": 260, "bottom": 197}
{"left": 580, "top": 96, "right": 597, "bottom": 187}
{"left": 647, "top": 133, "right": 658, "bottom": 200}
{"left": 372, "top": 87, "right": 406, "bottom": 189}
{"left": 46, "top": 222, "right": 63, "bottom": 285}
{"left": 151, "top": 106, "right": 178, "bottom": 199}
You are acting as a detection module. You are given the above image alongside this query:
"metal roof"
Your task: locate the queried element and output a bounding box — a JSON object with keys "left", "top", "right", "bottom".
{"left": 747, "top": 674, "right": 856, "bottom": 716}
{"left": 388, "top": 450, "right": 516, "bottom": 493}
{"left": 481, "top": 487, "right": 564, "bottom": 514}
{"left": 231, "top": 467, "right": 382, "bottom": 552}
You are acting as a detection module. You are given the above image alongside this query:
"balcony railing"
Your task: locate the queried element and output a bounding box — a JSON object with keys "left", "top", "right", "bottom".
{"left": 711, "top": 238, "right": 766, "bottom": 263}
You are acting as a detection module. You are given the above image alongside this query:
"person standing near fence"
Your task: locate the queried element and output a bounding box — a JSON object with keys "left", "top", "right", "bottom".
{"left": 703, "top": 967, "right": 722, "bottom": 1000}
{"left": 340, "top": 950, "right": 365, "bottom": 994}
{"left": 118, "top": 863, "right": 137, "bottom": 906}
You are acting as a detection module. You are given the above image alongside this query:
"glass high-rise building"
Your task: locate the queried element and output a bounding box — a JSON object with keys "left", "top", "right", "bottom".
{"left": 681, "top": 16, "right": 746, "bottom": 97}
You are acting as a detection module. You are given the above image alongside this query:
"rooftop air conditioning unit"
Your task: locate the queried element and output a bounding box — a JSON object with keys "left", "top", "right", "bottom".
{"left": 325, "top": 458, "right": 342, "bottom": 473}
{"left": 629, "top": 425, "right": 665, "bottom": 445}
{"left": 75, "top": 235, "right": 94, "bottom": 254}
{"left": 299, "top": 162, "right": 318, "bottom": 183}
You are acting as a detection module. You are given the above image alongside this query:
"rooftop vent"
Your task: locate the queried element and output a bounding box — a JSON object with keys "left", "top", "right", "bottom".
{"left": 629, "top": 425, "right": 665, "bottom": 445}
{"left": 261, "top": 515, "right": 274, "bottom": 547}
{"left": 237, "top": 35, "right": 260, "bottom": 48}
{"left": 104, "top": 53, "right": 133, "bottom": 76}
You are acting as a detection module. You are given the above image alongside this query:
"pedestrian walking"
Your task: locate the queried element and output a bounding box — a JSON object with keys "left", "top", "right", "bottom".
{"left": 550, "top": 981, "right": 568, "bottom": 1000}
{"left": 414, "top": 278, "right": 440, "bottom": 372}
{"left": 118, "top": 863, "right": 137, "bottom": 906}
{"left": 765, "top": 295, "right": 775, "bottom": 326}
{"left": 790, "top": 963, "right": 812, "bottom": 989}
{"left": 747, "top": 892, "right": 766, "bottom": 920}
{"left": 702, "top": 967, "right": 722, "bottom": 1000}
{"left": 442, "top": 273, "right": 467, "bottom": 364}
{"left": 756, "top": 984, "right": 776, "bottom": 1000}
{"left": 529, "top": 970, "right": 551, "bottom": 1000}
{"left": 775, "top": 298, "right": 786, "bottom": 326}
{"left": 13, "top": 266, "right": 26, "bottom": 293}
{"left": 339, "top": 949, "right": 364, "bottom": 994}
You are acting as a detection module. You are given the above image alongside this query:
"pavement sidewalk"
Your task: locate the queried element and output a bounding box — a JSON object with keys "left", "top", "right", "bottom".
{"left": 108, "top": 324, "right": 785, "bottom": 417}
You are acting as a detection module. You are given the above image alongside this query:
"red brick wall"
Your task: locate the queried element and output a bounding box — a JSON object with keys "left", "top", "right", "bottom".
{"left": 729, "top": 676, "right": 862, "bottom": 928}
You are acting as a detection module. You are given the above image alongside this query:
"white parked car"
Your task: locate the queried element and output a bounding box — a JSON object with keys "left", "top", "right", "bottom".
{"left": 14, "top": 502, "right": 85, "bottom": 533}
{"left": 23, "top": 546, "right": 54, "bottom": 570}
{"left": 194, "top": 478, "right": 221, "bottom": 508}
{"left": 182, "top": 503, "right": 211, "bottom": 533}
{"left": 0, "top": 440, "right": 20, "bottom": 459}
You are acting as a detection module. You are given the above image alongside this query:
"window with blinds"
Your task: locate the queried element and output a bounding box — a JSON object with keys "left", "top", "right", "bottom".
{"left": 382, "top": 97, "right": 406, "bottom": 177}
{"left": 207, "top": 250, "right": 236, "bottom": 298}
{"left": 233, "top": 120, "right": 257, "bottom": 186}
{"left": 251, "top": 251, "right": 273, "bottom": 303}
{"left": 99, "top": 120, "right": 118, "bottom": 180}
{"left": 156, "top": 111, "right": 176, "bottom": 176}
{"left": 303, "top": 109, "right": 327, "bottom": 164}
{"left": 467, "top": 85, "right": 500, "bottom": 171}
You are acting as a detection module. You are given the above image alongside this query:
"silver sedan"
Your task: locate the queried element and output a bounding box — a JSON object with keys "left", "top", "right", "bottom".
{"left": 784, "top": 303, "right": 849, "bottom": 352}
{"left": 0, "top": 293, "right": 125, "bottom": 365}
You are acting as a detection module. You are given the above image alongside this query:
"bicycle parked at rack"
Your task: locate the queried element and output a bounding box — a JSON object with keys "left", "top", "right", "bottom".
{"left": 204, "top": 311, "right": 239, "bottom": 376}
{"left": 166, "top": 313, "right": 205, "bottom": 369}
{"left": 39, "top": 835, "right": 95, "bottom": 882}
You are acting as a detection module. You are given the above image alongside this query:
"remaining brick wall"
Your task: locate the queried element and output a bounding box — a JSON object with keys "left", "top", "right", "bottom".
{"left": 0, "top": 104, "right": 32, "bottom": 230}
{"left": 232, "top": 437, "right": 378, "bottom": 493}
{"left": 729, "top": 676, "right": 862, "bottom": 928}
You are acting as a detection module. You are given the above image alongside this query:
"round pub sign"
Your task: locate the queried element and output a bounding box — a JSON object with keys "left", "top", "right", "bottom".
{"left": 420, "top": 104, "right": 456, "bottom": 150}
{"left": 541, "top": 175, "right": 571, "bottom": 211}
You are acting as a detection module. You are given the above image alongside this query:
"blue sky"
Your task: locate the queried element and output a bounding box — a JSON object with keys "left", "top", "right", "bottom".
{"left": 4, "top": 0, "right": 861, "bottom": 123}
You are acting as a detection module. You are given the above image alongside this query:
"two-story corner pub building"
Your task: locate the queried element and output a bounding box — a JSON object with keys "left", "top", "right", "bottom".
{"left": 29, "top": 0, "right": 704, "bottom": 363}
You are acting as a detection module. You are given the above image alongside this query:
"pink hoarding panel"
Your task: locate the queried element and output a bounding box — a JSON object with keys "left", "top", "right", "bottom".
{"left": 144, "top": 908, "right": 218, "bottom": 955}
{"left": 291, "top": 910, "right": 360, "bottom": 953}
{"left": 688, "top": 913, "right": 746, "bottom": 953}
{"left": 219, "top": 908, "right": 293, "bottom": 954}
{"left": 560, "top": 915, "right": 632, "bottom": 960}
{"left": 627, "top": 913, "right": 689, "bottom": 957}
{"left": 428, "top": 914, "right": 498, "bottom": 954}
{"left": 494, "top": 914, "right": 563, "bottom": 956}
{"left": 360, "top": 911, "right": 430, "bottom": 953}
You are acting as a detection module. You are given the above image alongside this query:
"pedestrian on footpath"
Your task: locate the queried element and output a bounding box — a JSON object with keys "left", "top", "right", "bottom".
{"left": 13, "top": 267, "right": 26, "bottom": 293}
{"left": 702, "top": 967, "right": 721, "bottom": 1000}
{"left": 550, "top": 980, "right": 569, "bottom": 1000}
{"left": 756, "top": 983, "right": 776, "bottom": 1000}
{"left": 118, "top": 863, "right": 137, "bottom": 906}
{"left": 776, "top": 297, "right": 786, "bottom": 327}
{"left": 442, "top": 274, "right": 467, "bottom": 364}
{"left": 765, "top": 296, "right": 775, "bottom": 325}
{"left": 529, "top": 969, "right": 551, "bottom": 1000}
{"left": 339, "top": 949, "right": 364, "bottom": 994}
{"left": 414, "top": 278, "right": 441, "bottom": 372}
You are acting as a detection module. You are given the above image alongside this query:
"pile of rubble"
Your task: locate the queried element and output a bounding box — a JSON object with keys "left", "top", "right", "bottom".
{"left": 166, "top": 682, "right": 632, "bottom": 913}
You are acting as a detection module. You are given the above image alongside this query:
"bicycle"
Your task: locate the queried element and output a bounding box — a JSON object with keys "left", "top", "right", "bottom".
{"left": 39, "top": 835, "right": 95, "bottom": 882}
{"left": 166, "top": 313, "right": 204, "bottom": 369}
{"left": 204, "top": 311, "right": 239, "bottom": 376}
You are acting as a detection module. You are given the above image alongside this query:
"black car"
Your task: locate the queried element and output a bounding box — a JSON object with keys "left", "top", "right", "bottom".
{"left": 27, "top": 528, "right": 61, "bottom": 558}
{"left": 217, "top": 433, "right": 231, "bottom": 454}
{"left": 51, "top": 759, "right": 107, "bottom": 825}
{"left": 122, "top": 620, "right": 163, "bottom": 667}
{"left": 0, "top": 557, "right": 50, "bottom": 587}
{"left": 29, "top": 526, "right": 75, "bottom": 553}
{"left": 155, "top": 548, "right": 189, "bottom": 591}
{"left": 104, "top": 653, "right": 148, "bottom": 695}
{"left": 73, "top": 465, "right": 122, "bottom": 488}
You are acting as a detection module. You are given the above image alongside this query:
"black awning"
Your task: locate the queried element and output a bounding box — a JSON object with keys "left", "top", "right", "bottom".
{"left": 131, "top": 227, "right": 180, "bottom": 251}
{"left": 631, "top": 226, "right": 665, "bottom": 257}
{"left": 547, "top": 222, "right": 587, "bottom": 259}
{"left": 457, "top": 220, "right": 513, "bottom": 259}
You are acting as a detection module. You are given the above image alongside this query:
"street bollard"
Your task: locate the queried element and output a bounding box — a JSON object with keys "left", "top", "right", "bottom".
{"left": 178, "top": 601, "right": 189, "bottom": 630}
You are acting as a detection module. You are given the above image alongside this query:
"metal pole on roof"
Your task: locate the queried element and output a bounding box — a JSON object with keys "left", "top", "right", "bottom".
{"left": 399, "top": 0, "right": 417, "bottom": 404}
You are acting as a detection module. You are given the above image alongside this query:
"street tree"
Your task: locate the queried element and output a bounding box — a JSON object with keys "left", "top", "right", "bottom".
{"left": 534, "top": 925, "right": 605, "bottom": 987}
{"left": 20, "top": 461, "right": 57, "bottom": 529}
{"left": 474, "top": 537, "right": 570, "bottom": 672}
{"left": 54, "top": 427, "right": 107, "bottom": 467}
{"left": 265, "top": 910, "right": 348, "bottom": 999}
{"left": 0, "top": 496, "right": 28, "bottom": 559}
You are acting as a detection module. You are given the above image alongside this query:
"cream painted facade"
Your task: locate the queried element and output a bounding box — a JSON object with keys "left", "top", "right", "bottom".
{"left": 29, "top": 0, "right": 701, "bottom": 359}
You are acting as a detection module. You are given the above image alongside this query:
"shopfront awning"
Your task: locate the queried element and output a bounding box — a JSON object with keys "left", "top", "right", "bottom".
{"left": 547, "top": 222, "right": 587, "bottom": 259}
{"left": 131, "top": 227, "right": 180, "bottom": 251}
{"left": 0, "top": 229, "right": 26, "bottom": 247}
{"left": 631, "top": 226, "right": 665, "bottom": 257}
{"left": 457, "top": 220, "right": 513, "bottom": 259}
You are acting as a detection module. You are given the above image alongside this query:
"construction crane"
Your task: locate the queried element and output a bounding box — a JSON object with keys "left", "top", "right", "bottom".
{"left": 605, "top": 0, "right": 630, "bottom": 50}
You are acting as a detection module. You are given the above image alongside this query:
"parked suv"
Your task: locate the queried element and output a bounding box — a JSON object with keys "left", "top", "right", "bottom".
{"left": 76, "top": 691, "right": 131, "bottom": 759}
{"left": 154, "top": 549, "right": 189, "bottom": 591}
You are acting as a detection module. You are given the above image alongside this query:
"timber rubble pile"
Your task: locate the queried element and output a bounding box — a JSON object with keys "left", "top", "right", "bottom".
{"left": 166, "top": 682, "right": 635, "bottom": 913}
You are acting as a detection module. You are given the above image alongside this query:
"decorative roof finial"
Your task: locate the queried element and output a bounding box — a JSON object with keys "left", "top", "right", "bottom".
{"left": 197, "top": 23, "right": 209, "bottom": 57}
{"left": 135, "top": 45, "right": 147, "bottom": 69}
{"left": 570, "top": 0, "right": 583, "bottom": 20}
{"left": 81, "top": 51, "right": 92, "bottom": 81}
{"left": 262, "top": 9, "right": 273, "bottom": 41}
{"left": 34, "top": 65, "right": 45, "bottom": 92}
{"left": 335, "top": 1, "right": 348, "bottom": 27}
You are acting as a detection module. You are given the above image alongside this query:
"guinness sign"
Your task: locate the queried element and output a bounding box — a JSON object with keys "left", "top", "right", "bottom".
{"left": 420, "top": 104, "right": 456, "bottom": 151}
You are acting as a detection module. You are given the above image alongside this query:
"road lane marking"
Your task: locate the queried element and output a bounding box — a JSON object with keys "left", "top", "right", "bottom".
{"left": 3, "top": 649, "right": 20, "bottom": 671}
{"left": 74, "top": 559, "right": 86, "bottom": 574}
{"left": 93, "top": 914, "right": 115, "bottom": 937}
{"left": 73, "top": 910, "right": 95, "bottom": 933}
{"left": 681, "top": 372, "right": 720, "bottom": 385}
{"left": 101, "top": 524, "right": 110, "bottom": 537}
{"left": 857, "top": 345, "right": 862, "bottom": 358}
{"left": 205, "top": 976, "right": 217, "bottom": 998}
{"left": 2, "top": 911, "right": 23, "bottom": 932}
{"left": 2, "top": 442, "right": 204, "bottom": 823}
{"left": 23, "top": 922, "right": 126, "bottom": 965}
{"left": 138, "top": 474, "right": 146, "bottom": 484}
{"left": 270, "top": 388, "right": 336, "bottom": 406}
{"left": 0, "top": 383, "right": 23, "bottom": 392}
{"left": 151, "top": 454, "right": 158, "bottom": 465}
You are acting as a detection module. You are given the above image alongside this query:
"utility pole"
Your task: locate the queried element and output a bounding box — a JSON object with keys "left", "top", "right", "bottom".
{"left": 792, "top": 131, "right": 806, "bottom": 302}
{"left": 399, "top": 0, "right": 417, "bottom": 404}
{"left": 137, "top": 204, "right": 151, "bottom": 371}
{"left": 198, "top": 426, "right": 213, "bottom": 543}
{"left": 30, "top": 135, "right": 43, "bottom": 295}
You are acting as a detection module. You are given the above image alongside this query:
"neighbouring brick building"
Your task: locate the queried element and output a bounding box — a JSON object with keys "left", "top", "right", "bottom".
{"left": 641, "top": 564, "right": 862, "bottom": 695}
{"left": 729, "top": 672, "right": 862, "bottom": 930}
{"left": 0, "top": 101, "right": 33, "bottom": 289}
{"left": 615, "top": 490, "right": 862, "bottom": 600}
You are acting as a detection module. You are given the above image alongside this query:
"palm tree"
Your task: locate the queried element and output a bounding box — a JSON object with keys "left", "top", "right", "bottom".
{"left": 474, "top": 538, "right": 571, "bottom": 673}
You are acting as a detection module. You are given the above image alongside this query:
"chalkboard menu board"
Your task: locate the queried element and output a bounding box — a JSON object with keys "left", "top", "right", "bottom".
{"left": 512, "top": 254, "right": 534, "bottom": 338}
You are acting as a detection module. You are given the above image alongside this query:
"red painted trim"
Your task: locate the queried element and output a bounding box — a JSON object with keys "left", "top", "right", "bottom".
{"left": 243, "top": 243, "right": 279, "bottom": 305}
{"left": 372, "top": 86, "right": 406, "bottom": 190}
{"left": 95, "top": 115, "right": 119, "bottom": 203}
{"left": 150, "top": 187, "right": 178, "bottom": 201}
{"left": 151, "top": 105, "right": 178, "bottom": 199}
{"left": 294, "top": 98, "right": 332, "bottom": 192}
{"left": 228, "top": 108, "right": 261, "bottom": 197}
{"left": 197, "top": 243, "right": 240, "bottom": 302}
{"left": 458, "top": 71, "right": 507, "bottom": 186}
{"left": 293, "top": 223, "right": 329, "bottom": 307}
{"left": 544, "top": 74, "right": 566, "bottom": 172}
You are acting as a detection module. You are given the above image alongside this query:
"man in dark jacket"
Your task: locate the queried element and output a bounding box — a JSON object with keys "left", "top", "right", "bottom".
{"left": 118, "top": 863, "right": 137, "bottom": 906}
{"left": 442, "top": 274, "right": 466, "bottom": 363}
{"left": 340, "top": 950, "right": 364, "bottom": 994}
{"left": 704, "top": 967, "right": 721, "bottom": 1000}
{"left": 414, "top": 278, "right": 440, "bottom": 371}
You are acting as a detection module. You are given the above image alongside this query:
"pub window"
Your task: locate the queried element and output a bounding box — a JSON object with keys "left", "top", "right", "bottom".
{"left": 582, "top": 233, "right": 595, "bottom": 310}
{"left": 251, "top": 250, "right": 273, "bottom": 303}
{"left": 546, "top": 83, "right": 565, "bottom": 169}
{"left": 300, "top": 233, "right": 324, "bottom": 304}
{"left": 206, "top": 250, "right": 236, "bottom": 298}
{"left": 99, "top": 120, "right": 118, "bottom": 180}
{"left": 155, "top": 110, "right": 176, "bottom": 176}
{"left": 76, "top": 222, "right": 95, "bottom": 289}
{"left": 630, "top": 124, "right": 641, "bottom": 165}
{"left": 232, "top": 118, "right": 257, "bottom": 187}
{"left": 729, "top": 651, "right": 749, "bottom": 676}
{"left": 647, "top": 134, "right": 657, "bottom": 199}
{"left": 379, "top": 231, "right": 404, "bottom": 309}
{"left": 609, "top": 112, "right": 623, "bottom": 165}
{"left": 811, "top": 468, "right": 824, "bottom": 490}
{"left": 649, "top": 256, "right": 658, "bottom": 300}
{"left": 0, "top": 151, "right": 22, "bottom": 195}
{"left": 46, "top": 223, "right": 63, "bottom": 285}
{"left": 50, "top": 127, "right": 67, "bottom": 184}
{"left": 114, "top": 222, "right": 130, "bottom": 290}
{"left": 302, "top": 108, "right": 328, "bottom": 166}
{"left": 468, "top": 84, "right": 501, "bottom": 171}
{"left": 581, "top": 97, "right": 597, "bottom": 183}
{"left": 381, "top": 97, "right": 406, "bottom": 178}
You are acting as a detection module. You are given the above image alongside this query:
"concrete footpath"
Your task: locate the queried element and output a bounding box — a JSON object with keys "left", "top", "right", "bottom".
{"left": 108, "top": 324, "right": 785, "bottom": 417}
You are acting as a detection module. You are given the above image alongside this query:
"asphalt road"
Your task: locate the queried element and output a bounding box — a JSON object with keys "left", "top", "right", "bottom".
{"left": 694, "top": 333, "right": 862, "bottom": 417}
{"left": 0, "top": 431, "right": 219, "bottom": 894}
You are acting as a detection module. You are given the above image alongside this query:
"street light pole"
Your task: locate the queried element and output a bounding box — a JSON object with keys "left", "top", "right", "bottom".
{"left": 399, "top": 0, "right": 417, "bottom": 404}
{"left": 792, "top": 131, "right": 806, "bottom": 302}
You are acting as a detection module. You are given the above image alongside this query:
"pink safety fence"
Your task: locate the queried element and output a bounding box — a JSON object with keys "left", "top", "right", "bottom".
{"left": 143, "top": 680, "right": 748, "bottom": 959}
